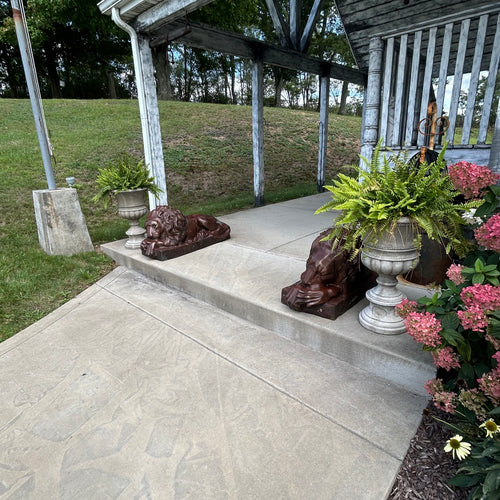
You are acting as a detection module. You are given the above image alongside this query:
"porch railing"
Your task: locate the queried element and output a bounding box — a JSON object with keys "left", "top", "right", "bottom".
{"left": 378, "top": 8, "right": 500, "bottom": 152}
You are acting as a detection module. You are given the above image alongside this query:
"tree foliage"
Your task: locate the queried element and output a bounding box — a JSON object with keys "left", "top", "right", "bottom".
{"left": 0, "top": 0, "right": 131, "bottom": 98}
{"left": 0, "top": 0, "right": 355, "bottom": 108}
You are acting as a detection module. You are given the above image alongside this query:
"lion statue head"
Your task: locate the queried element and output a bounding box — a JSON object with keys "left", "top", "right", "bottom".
{"left": 144, "top": 206, "right": 188, "bottom": 246}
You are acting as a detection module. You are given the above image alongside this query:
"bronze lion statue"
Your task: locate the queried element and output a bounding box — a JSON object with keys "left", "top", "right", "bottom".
{"left": 140, "top": 206, "right": 230, "bottom": 260}
{"left": 281, "top": 230, "right": 377, "bottom": 320}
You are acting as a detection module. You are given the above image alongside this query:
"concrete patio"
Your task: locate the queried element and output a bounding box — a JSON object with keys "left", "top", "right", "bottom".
{"left": 0, "top": 193, "right": 433, "bottom": 499}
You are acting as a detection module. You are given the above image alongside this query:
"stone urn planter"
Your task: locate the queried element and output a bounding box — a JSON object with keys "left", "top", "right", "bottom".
{"left": 359, "top": 218, "right": 420, "bottom": 335}
{"left": 315, "top": 141, "right": 474, "bottom": 335}
{"left": 92, "top": 154, "right": 163, "bottom": 249}
{"left": 116, "top": 188, "right": 148, "bottom": 249}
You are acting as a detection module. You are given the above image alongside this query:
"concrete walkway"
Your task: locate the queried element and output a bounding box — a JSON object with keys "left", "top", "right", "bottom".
{"left": 0, "top": 194, "right": 432, "bottom": 499}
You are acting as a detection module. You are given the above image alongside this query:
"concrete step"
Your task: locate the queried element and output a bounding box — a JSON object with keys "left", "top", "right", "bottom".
{"left": 102, "top": 194, "right": 435, "bottom": 396}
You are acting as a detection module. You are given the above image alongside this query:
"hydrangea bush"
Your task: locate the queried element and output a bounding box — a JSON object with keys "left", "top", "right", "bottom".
{"left": 397, "top": 161, "right": 500, "bottom": 499}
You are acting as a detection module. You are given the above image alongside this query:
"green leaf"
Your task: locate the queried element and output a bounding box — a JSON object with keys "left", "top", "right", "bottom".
{"left": 448, "top": 473, "right": 481, "bottom": 487}
{"left": 475, "top": 259, "right": 485, "bottom": 272}
{"left": 483, "top": 469, "right": 500, "bottom": 495}
{"left": 457, "top": 341, "right": 472, "bottom": 362}
{"left": 489, "top": 319, "right": 500, "bottom": 338}
{"left": 476, "top": 199, "right": 497, "bottom": 217}
{"left": 473, "top": 273, "right": 485, "bottom": 284}
{"left": 441, "top": 312, "right": 460, "bottom": 330}
{"left": 441, "top": 328, "right": 464, "bottom": 347}
{"left": 459, "top": 362, "right": 475, "bottom": 381}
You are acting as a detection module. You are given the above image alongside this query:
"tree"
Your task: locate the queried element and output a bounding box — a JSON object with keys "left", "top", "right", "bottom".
{"left": 0, "top": 0, "right": 132, "bottom": 98}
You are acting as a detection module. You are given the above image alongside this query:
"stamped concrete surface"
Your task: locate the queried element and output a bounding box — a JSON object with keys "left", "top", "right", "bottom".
{"left": 0, "top": 194, "right": 431, "bottom": 499}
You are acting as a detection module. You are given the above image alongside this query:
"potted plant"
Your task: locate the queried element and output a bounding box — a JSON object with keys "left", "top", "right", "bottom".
{"left": 93, "top": 153, "right": 163, "bottom": 249}
{"left": 315, "top": 140, "right": 477, "bottom": 334}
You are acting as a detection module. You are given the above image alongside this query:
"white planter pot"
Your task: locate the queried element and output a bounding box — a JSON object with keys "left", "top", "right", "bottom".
{"left": 359, "top": 217, "right": 420, "bottom": 334}
{"left": 116, "top": 189, "right": 148, "bottom": 249}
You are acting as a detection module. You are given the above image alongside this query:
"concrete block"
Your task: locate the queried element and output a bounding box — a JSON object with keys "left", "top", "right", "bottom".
{"left": 33, "top": 188, "right": 93, "bottom": 256}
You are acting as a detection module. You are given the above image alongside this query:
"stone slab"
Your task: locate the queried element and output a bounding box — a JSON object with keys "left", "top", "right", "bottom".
{"left": 33, "top": 188, "right": 93, "bottom": 256}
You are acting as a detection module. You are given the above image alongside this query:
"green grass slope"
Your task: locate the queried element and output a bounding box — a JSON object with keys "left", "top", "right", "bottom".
{"left": 0, "top": 99, "right": 361, "bottom": 341}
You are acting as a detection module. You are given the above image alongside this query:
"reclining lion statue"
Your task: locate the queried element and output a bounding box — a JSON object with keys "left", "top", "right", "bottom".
{"left": 140, "top": 206, "right": 230, "bottom": 260}
{"left": 281, "top": 229, "right": 376, "bottom": 320}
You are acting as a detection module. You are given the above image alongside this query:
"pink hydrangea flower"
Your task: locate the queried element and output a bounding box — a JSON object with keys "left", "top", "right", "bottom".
{"left": 446, "top": 263, "right": 465, "bottom": 285}
{"left": 424, "top": 378, "right": 457, "bottom": 413}
{"left": 457, "top": 304, "right": 490, "bottom": 332}
{"left": 478, "top": 369, "right": 500, "bottom": 406}
{"left": 474, "top": 214, "right": 500, "bottom": 253}
{"left": 460, "top": 283, "right": 500, "bottom": 312}
{"left": 405, "top": 312, "right": 442, "bottom": 347}
{"left": 493, "top": 351, "right": 500, "bottom": 365}
{"left": 395, "top": 298, "right": 418, "bottom": 319}
{"left": 448, "top": 161, "right": 500, "bottom": 199}
{"left": 432, "top": 346, "right": 461, "bottom": 371}
{"left": 459, "top": 388, "right": 488, "bottom": 420}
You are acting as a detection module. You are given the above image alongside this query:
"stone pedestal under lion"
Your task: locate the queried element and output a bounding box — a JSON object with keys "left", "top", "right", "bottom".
{"left": 140, "top": 206, "right": 230, "bottom": 260}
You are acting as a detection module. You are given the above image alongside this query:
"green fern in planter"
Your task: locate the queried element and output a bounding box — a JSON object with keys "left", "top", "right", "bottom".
{"left": 316, "top": 140, "right": 478, "bottom": 258}
{"left": 93, "top": 154, "right": 162, "bottom": 208}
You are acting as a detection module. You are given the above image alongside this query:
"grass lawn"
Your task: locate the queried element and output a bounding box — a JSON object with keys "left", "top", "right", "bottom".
{"left": 0, "top": 99, "right": 362, "bottom": 341}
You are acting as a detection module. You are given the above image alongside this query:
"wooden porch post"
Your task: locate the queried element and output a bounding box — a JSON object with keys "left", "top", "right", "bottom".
{"left": 111, "top": 8, "right": 168, "bottom": 208}
{"left": 136, "top": 34, "right": 168, "bottom": 207}
{"left": 360, "top": 36, "right": 383, "bottom": 168}
{"left": 317, "top": 72, "right": 329, "bottom": 192}
{"left": 252, "top": 55, "right": 265, "bottom": 206}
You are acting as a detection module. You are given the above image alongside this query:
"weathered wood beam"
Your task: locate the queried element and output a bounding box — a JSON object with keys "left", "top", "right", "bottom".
{"left": 133, "top": 0, "right": 214, "bottom": 31}
{"left": 392, "top": 33, "right": 407, "bottom": 146}
{"left": 446, "top": 19, "right": 470, "bottom": 145}
{"left": 289, "top": 0, "right": 301, "bottom": 50}
{"left": 317, "top": 73, "right": 329, "bottom": 192}
{"left": 150, "top": 21, "right": 367, "bottom": 86}
{"left": 111, "top": 7, "right": 168, "bottom": 206}
{"left": 137, "top": 33, "right": 168, "bottom": 207}
{"left": 265, "top": 0, "right": 292, "bottom": 48}
{"left": 404, "top": 30, "right": 422, "bottom": 145}
{"left": 300, "top": 0, "right": 324, "bottom": 53}
{"left": 252, "top": 56, "right": 265, "bottom": 207}
{"left": 461, "top": 14, "right": 488, "bottom": 145}
{"left": 479, "top": 13, "right": 500, "bottom": 144}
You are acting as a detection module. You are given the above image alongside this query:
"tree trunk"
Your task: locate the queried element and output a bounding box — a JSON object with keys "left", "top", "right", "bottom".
{"left": 338, "top": 80, "right": 349, "bottom": 115}
{"left": 43, "top": 43, "right": 62, "bottom": 98}
{"left": 106, "top": 70, "right": 117, "bottom": 99}
{"left": 230, "top": 55, "right": 236, "bottom": 104}
{"left": 152, "top": 45, "right": 172, "bottom": 100}
{"left": 273, "top": 67, "right": 284, "bottom": 107}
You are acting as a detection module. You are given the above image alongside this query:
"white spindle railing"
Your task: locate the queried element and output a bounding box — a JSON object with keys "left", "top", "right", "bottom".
{"left": 379, "top": 11, "right": 500, "bottom": 150}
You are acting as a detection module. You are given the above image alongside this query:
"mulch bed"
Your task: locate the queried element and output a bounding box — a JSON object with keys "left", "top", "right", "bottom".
{"left": 388, "top": 402, "right": 471, "bottom": 499}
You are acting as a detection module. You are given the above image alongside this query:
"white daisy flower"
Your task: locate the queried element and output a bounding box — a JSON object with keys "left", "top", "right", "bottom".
{"left": 444, "top": 434, "right": 472, "bottom": 460}
{"left": 479, "top": 419, "right": 500, "bottom": 438}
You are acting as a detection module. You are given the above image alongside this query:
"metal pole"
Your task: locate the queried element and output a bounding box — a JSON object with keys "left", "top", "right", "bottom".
{"left": 11, "top": 0, "right": 56, "bottom": 190}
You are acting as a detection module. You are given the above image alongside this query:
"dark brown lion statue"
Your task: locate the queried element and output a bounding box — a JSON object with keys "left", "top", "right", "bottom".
{"left": 140, "top": 206, "right": 230, "bottom": 260}
{"left": 281, "top": 230, "right": 377, "bottom": 320}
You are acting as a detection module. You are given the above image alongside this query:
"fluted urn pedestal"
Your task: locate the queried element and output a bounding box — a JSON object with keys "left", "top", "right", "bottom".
{"left": 116, "top": 189, "right": 148, "bottom": 249}
{"left": 359, "top": 218, "right": 419, "bottom": 334}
